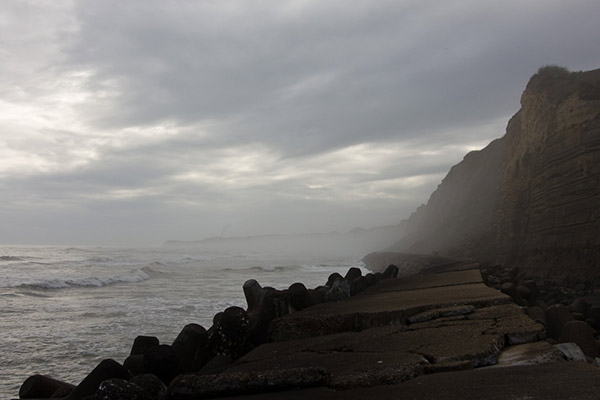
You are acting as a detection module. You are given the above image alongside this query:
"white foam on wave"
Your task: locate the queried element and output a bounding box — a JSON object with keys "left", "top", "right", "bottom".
{"left": 12, "top": 268, "right": 152, "bottom": 290}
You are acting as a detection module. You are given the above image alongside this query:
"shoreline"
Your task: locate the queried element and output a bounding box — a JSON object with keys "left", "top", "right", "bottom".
{"left": 16, "top": 253, "right": 600, "bottom": 399}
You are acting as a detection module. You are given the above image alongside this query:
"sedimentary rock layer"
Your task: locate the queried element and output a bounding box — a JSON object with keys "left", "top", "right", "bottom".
{"left": 392, "top": 67, "right": 600, "bottom": 277}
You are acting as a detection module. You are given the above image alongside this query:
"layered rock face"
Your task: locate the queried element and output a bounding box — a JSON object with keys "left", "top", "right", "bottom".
{"left": 393, "top": 137, "right": 504, "bottom": 262}
{"left": 394, "top": 67, "right": 600, "bottom": 278}
{"left": 496, "top": 68, "right": 600, "bottom": 277}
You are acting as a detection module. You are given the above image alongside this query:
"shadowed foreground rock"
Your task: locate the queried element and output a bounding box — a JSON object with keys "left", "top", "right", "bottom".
{"left": 207, "top": 362, "right": 600, "bottom": 400}
{"left": 166, "top": 368, "right": 329, "bottom": 399}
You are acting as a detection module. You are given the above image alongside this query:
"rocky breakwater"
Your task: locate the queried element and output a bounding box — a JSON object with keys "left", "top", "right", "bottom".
{"left": 15, "top": 265, "right": 399, "bottom": 400}
{"left": 482, "top": 264, "right": 600, "bottom": 361}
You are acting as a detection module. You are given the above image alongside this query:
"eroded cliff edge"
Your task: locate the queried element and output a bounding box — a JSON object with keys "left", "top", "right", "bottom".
{"left": 391, "top": 66, "right": 600, "bottom": 278}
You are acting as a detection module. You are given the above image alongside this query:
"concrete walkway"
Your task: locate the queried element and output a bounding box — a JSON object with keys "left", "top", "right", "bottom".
{"left": 167, "top": 262, "right": 600, "bottom": 399}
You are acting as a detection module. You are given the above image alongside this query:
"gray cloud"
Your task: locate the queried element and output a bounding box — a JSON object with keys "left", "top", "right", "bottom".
{"left": 1, "top": 0, "right": 600, "bottom": 245}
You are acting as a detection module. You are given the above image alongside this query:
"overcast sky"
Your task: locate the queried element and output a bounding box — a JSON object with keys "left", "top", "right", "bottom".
{"left": 1, "top": 0, "right": 599, "bottom": 246}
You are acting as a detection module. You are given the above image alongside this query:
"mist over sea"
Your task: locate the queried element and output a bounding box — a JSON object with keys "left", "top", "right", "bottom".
{"left": 0, "top": 244, "right": 368, "bottom": 398}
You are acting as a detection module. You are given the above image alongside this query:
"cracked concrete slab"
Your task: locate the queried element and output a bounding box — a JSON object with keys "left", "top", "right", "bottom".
{"left": 408, "top": 303, "right": 546, "bottom": 345}
{"left": 270, "top": 282, "right": 511, "bottom": 341}
{"left": 225, "top": 320, "right": 507, "bottom": 389}
{"left": 364, "top": 268, "right": 485, "bottom": 293}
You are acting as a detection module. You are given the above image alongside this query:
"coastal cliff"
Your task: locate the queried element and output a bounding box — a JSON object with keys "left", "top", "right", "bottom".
{"left": 391, "top": 66, "right": 600, "bottom": 278}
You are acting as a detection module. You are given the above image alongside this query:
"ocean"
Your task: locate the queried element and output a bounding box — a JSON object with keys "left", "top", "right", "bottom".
{"left": 0, "top": 244, "right": 369, "bottom": 398}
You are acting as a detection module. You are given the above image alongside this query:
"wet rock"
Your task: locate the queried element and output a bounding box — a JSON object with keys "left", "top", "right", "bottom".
{"left": 344, "top": 267, "right": 362, "bottom": 282}
{"left": 65, "top": 359, "right": 131, "bottom": 400}
{"left": 308, "top": 286, "right": 328, "bottom": 305}
{"left": 248, "top": 289, "right": 288, "bottom": 345}
{"left": 559, "top": 320, "right": 599, "bottom": 358}
{"left": 365, "top": 273, "right": 377, "bottom": 287}
{"left": 526, "top": 306, "right": 547, "bottom": 325}
{"left": 587, "top": 305, "right": 600, "bottom": 329}
{"left": 516, "top": 284, "right": 531, "bottom": 300}
{"left": 569, "top": 298, "right": 589, "bottom": 317}
{"left": 349, "top": 276, "right": 368, "bottom": 296}
{"left": 123, "top": 354, "right": 144, "bottom": 376}
{"left": 523, "top": 280, "right": 542, "bottom": 302}
{"left": 143, "top": 345, "right": 181, "bottom": 386}
{"left": 531, "top": 298, "right": 548, "bottom": 310}
{"left": 325, "top": 279, "right": 350, "bottom": 302}
{"left": 545, "top": 304, "right": 575, "bottom": 340}
{"left": 243, "top": 279, "right": 265, "bottom": 315}
{"left": 129, "top": 374, "right": 167, "bottom": 400}
{"left": 204, "top": 306, "right": 251, "bottom": 362}
{"left": 326, "top": 273, "right": 344, "bottom": 288}
{"left": 573, "top": 312, "right": 586, "bottom": 321}
{"left": 166, "top": 368, "right": 329, "bottom": 400}
{"left": 172, "top": 323, "right": 208, "bottom": 373}
{"left": 382, "top": 264, "right": 399, "bottom": 279}
{"left": 198, "top": 354, "right": 234, "bottom": 375}
{"left": 95, "top": 378, "right": 148, "bottom": 400}
{"left": 19, "top": 374, "right": 76, "bottom": 399}
{"left": 500, "top": 282, "right": 527, "bottom": 306}
{"left": 555, "top": 342, "right": 587, "bottom": 362}
{"left": 501, "top": 276, "right": 516, "bottom": 285}
{"left": 495, "top": 341, "right": 565, "bottom": 367}
{"left": 288, "top": 282, "right": 314, "bottom": 312}
{"left": 130, "top": 336, "right": 160, "bottom": 356}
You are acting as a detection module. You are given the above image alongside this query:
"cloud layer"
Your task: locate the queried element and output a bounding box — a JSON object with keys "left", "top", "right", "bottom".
{"left": 1, "top": 0, "right": 600, "bottom": 245}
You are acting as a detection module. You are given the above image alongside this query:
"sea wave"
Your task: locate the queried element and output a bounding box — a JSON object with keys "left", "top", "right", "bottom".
{"left": 12, "top": 268, "right": 153, "bottom": 290}
{"left": 0, "top": 256, "right": 24, "bottom": 262}
{"left": 223, "top": 262, "right": 367, "bottom": 274}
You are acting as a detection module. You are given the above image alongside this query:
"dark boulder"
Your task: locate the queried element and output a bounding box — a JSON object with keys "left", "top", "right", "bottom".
{"left": 587, "top": 305, "right": 600, "bottom": 329}
{"left": 558, "top": 320, "right": 599, "bottom": 358}
{"left": 143, "top": 344, "right": 180, "bottom": 385}
{"left": 523, "top": 280, "right": 542, "bottom": 302}
{"left": 325, "top": 278, "right": 350, "bottom": 302}
{"left": 172, "top": 323, "right": 208, "bottom": 373}
{"left": 500, "top": 282, "right": 528, "bottom": 306}
{"left": 204, "top": 306, "right": 251, "bottom": 363}
{"left": 569, "top": 298, "right": 589, "bottom": 317}
{"left": 365, "top": 273, "right": 377, "bottom": 287}
{"left": 198, "top": 354, "right": 235, "bottom": 375}
{"left": 243, "top": 279, "right": 265, "bottom": 313}
{"left": 123, "top": 354, "right": 144, "bottom": 376}
{"left": 545, "top": 304, "right": 576, "bottom": 340}
{"left": 517, "top": 284, "right": 531, "bottom": 300}
{"left": 526, "top": 306, "right": 547, "bottom": 325}
{"left": 129, "top": 374, "right": 167, "bottom": 400}
{"left": 349, "top": 276, "right": 368, "bottom": 296}
{"left": 65, "top": 359, "right": 131, "bottom": 400}
{"left": 382, "top": 265, "right": 399, "bottom": 279}
{"left": 288, "top": 282, "right": 314, "bottom": 312}
{"left": 130, "top": 336, "right": 159, "bottom": 356}
{"left": 326, "top": 272, "right": 344, "bottom": 288}
{"left": 19, "top": 374, "right": 75, "bottom": 399}
{"left": 344, "top": 267, "right": 362, "bottom": 282}
{"left": 95, "top": 379, "right": 148, "bottom": 400}
{"left": 247, "top": 288, "right": 288, "bottom": 345}
{"left": 308, "top": 286, "right": 328, "bottom": 305}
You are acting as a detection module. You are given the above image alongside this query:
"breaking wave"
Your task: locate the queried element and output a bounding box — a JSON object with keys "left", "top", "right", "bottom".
{"left": 0, "top": 256, "right": 24, "bottom": 262}
{"left": 12, "top": 267, "right": 156, "bottom": 290}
